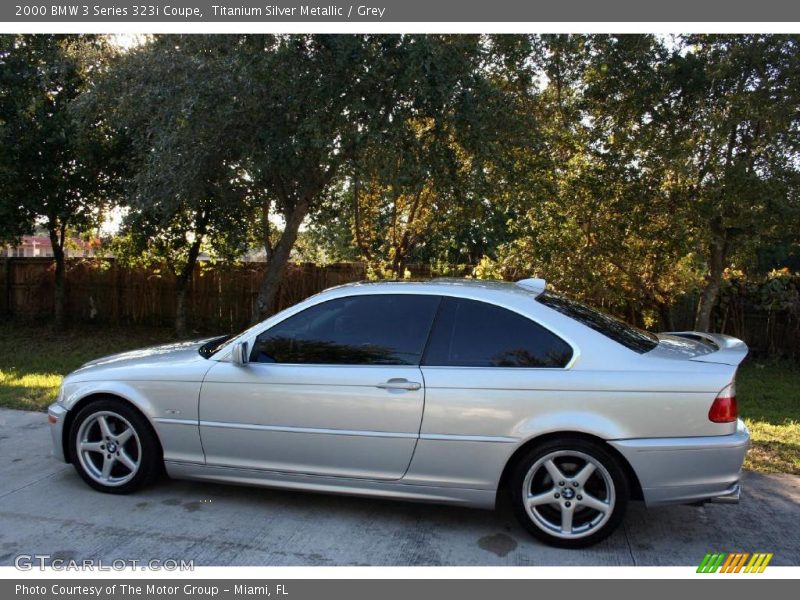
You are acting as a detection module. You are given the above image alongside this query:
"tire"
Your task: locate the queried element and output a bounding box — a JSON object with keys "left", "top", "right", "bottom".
{"left": 509, "top": 437, "right": 629, "bottom": 548}
{"left": 68, "top": 398, "right": 162, "bottom": 494}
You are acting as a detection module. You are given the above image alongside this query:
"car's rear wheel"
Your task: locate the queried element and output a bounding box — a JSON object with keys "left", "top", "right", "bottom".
{"left": 510, "top": 438, "right": 629, "bottom": 548}
{"left": 68, "top": 399, "right": 161, "bottom": 494}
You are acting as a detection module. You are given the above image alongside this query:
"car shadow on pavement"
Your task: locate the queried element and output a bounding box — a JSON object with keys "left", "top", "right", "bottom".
{"left": 63, "top": 467, "right": 793, "bottom": 567}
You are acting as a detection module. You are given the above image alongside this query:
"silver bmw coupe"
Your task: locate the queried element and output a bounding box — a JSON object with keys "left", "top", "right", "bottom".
{"left": 48, "top": 278, "right": 749, "bottom": 547}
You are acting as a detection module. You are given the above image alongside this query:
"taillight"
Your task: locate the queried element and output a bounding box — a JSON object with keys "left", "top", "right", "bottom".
{"left": 709, "top": 382, "right": 738, "bottom": 423}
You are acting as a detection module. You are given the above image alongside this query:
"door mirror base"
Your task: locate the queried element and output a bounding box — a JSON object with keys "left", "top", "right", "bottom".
{"left": 231, "top": 341, "right": 249, "bottom": 366}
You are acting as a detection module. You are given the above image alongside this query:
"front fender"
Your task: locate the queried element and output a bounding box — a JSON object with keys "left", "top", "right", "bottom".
{"left": 61, "top": 380, "right": 162, "bottom": 419}
{"left": 59, "top": 379, "right": 205, "bottom": 464}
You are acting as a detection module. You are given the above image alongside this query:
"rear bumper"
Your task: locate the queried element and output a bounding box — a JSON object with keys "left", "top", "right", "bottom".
{"left": 709, "top": 482, "right": 741, "bottom": 504}
{"left": 609, "top": 419, "right": 749, "bottom": 506}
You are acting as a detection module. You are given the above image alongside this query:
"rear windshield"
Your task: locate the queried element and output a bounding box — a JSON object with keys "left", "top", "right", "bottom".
{"left": 537, "top": 291, "right": 658, "bottom": 354}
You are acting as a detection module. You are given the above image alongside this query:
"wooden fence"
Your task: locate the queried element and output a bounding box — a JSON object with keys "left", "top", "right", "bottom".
{"left": 0, "top": 258, "right": 460, "bottom": 333}
{"left": 1, "top": 257, "right": 796, "bottom": 360}
{"left": 0, "top": 258, "right": 371, "bottom": 331}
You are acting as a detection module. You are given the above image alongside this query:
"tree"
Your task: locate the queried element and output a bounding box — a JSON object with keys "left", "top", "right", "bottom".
{"left": 88, "top": 35, "right": 253, "bottom": 336}
{"left": 546, "top": 34, "right": 701, "bottom": 326}
{"left": 0, "top": 34, "right": 119, "bottom": 327}
{"left": 288, "top": 35, "right": 544, "bottom": 280}
{"left": 668, "top": 35, "right": 800, "bottom": 330}
{"left": 493, "top": 34, "right": 800, "bottom": 331}
{"left": 489, "top": 35, "right": 693, "bottom": 326}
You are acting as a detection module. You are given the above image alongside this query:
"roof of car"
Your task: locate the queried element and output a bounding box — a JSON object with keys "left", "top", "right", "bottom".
{"left": 327, "top": 277, "right": 544, "bottom": 297}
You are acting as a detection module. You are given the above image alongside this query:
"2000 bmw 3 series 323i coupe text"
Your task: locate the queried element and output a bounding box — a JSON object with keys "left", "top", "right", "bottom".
{"left": 48, "top": 278, "right": 749, "bottom": 548}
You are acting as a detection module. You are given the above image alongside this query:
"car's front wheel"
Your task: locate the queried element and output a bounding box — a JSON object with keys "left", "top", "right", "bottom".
{"left": 68, "top": 399, "right": 161, "bottom": 493}
{"left": 510, "top": 438, "right": 629, "bottom": 548}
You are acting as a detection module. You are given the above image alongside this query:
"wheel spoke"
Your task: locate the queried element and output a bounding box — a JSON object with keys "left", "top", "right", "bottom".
{"left": 543, "top": 459, "right": 565, "bottom": 484}
{"left": 80, "top": 441, "right": 104, "bottom": 453}
{"left": 97, "top": 415, "right": 113, "bottom": 440}
{"left": 116, "top": 427, "right": 134, "bottom": 446}
{"left": 101, "top": 454, "right": 115, "bottom": 480}
{"left": 573, "top": 462, "right": 596, "bottom": 486}
{"left": 117, "top": 450, "right": 137, "bottom": 472}
{"left": 560, "top": 506, "right": 574, "bottom": 534}
{"left": 579, "top": 491, "right": 609, "bottom": 513}
{"left": 528, "top": 489, "right": 557, "bottom": 507}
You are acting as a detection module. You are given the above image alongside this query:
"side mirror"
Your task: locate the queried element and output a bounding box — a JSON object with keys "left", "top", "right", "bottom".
{"left": 231, "top": 341, "right": 249, "bottom": 366}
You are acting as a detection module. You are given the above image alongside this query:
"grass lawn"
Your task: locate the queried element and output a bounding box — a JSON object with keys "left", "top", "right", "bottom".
{"left": 0, "top": 321, "right": 797, "bottom": 474}
{"left": 736, "top": 362, "right": 800, "bottom": 474}
{"left": 0, "top": 322, "right": 175, "bottom": 411}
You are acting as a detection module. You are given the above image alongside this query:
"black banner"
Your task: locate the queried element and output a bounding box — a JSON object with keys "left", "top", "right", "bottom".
{"left": 4, "top": 0, "right": 800, "bottom": 22}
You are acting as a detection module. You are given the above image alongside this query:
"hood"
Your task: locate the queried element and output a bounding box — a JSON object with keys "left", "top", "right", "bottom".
{"left": 70, "top": 338, "right": 214, "bottom": 380}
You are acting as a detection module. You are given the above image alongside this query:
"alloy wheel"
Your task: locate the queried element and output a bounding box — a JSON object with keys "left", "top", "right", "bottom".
{"left": 75, "top": 410, "right": 142, "bottom": 487}
{"left": 521, "top": 449, "right": 616, "bottom": 540}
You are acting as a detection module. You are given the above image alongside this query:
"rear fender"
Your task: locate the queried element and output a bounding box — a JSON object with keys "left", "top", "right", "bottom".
{"left": 515, "top": 411, "right": 629, "bottom": 441}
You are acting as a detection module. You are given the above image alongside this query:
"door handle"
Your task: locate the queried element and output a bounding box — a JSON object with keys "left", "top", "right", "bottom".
{"left": 376, "top": 378, "right": 422, "bottom": 391}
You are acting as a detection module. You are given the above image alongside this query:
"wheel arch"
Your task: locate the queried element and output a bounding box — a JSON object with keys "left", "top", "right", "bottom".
{"left": 62, "top": 392, "right": 165, "bottom": 465}
{"left": 497, "top": 431, "right": 644, "bottom": 502}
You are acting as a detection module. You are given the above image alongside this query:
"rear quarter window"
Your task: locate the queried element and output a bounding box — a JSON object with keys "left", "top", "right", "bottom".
{"left": 423, "top": 297, "right": 573, "bottom": 368}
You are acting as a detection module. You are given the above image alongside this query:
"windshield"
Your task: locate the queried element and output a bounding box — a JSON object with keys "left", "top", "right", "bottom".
{"left": 537, "top": 291, "right": 658, "bottom": 354}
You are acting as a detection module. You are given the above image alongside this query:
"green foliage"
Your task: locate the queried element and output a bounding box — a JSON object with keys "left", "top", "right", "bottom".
{"left": 488, "top": 34, "right": 800, "bottom": 329}
{"left": 88, "top": 35, "right": 253, "bottom": 277}
{"left": 0, "top": 34, "right": 122, "bottom": 326}
{"left": 471, "top": 256, "right": 506, "bottom": 280}
{"left": 292, "top": 182, "right": 359, "bottom": 265}
{"left": 4, "top": 34, "right": 800, "bottom": 335}
{"left": 328, "top": 35, "right": 547, "bottom": 274}
{"left": 716, "top": 268, "right": 800, "bottom": 321}
{"left": 0, "top": 35, "right": 120, "bottom": 245}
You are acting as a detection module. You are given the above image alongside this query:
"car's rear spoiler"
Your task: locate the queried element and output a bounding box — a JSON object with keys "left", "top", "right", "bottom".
{"left": 664, "top": 331, "right": 749, "bottom": 366}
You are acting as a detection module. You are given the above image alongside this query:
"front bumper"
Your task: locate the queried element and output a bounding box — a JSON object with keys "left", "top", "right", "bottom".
{"left": 609, "top": 419, "right": 750, "bottom": 506}
{"left": 48, "top": 402, "right": 68, "bottom": 463}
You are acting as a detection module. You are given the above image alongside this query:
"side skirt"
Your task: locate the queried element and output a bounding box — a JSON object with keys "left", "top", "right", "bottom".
{"left": 164, "top": 460, "right": 498, "bottom": 509}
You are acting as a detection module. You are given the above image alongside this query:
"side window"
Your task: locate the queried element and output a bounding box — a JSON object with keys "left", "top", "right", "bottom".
{"left": 423, "top": 297, "right": 573, "bottom": 368}
{"left": 250, "top": 294, "right": 441, "bottom": 365}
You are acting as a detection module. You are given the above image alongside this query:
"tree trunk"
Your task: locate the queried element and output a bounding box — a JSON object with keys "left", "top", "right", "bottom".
{"left": 48, "top": 226, "right": 66, "bottom": 330}
{"left": 388, "top": 188, "right": 423, "bottom": 278}
{"left": 695, "top": 221, "right": 727, "bottom": 332}
{"left": 173, "top": 236, "right": 203, "bottom": 338}
{"left": 174, "top": 284, "right": 189, "bottom": 339}
{"left": 251, "top": 201, "right": 309, "bottom": 324}
{"left": 260, "top": 197, "right": 274, "bottom": 263}
{"left": 389, "top": 244, "right": 402, "bottom": 277}
{"left": 695, "top": 122, "right": 739, "bottom": 332}
{"left": 657, "top": 301, "right": 674, "bottom": 332}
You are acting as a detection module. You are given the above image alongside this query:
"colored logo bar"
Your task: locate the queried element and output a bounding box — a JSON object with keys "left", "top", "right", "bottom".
{"left": 697, "top": 552, "right": 773, "bottom": 573}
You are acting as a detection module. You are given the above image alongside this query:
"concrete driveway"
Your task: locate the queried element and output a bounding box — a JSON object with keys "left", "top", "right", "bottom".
{"left": 1, "top": 407, "right": 798, "bottom": 567}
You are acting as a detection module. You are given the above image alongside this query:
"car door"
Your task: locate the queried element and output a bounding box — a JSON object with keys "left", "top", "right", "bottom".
{"left": 198, "top": 293, "right": 441, "bottom": 480}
